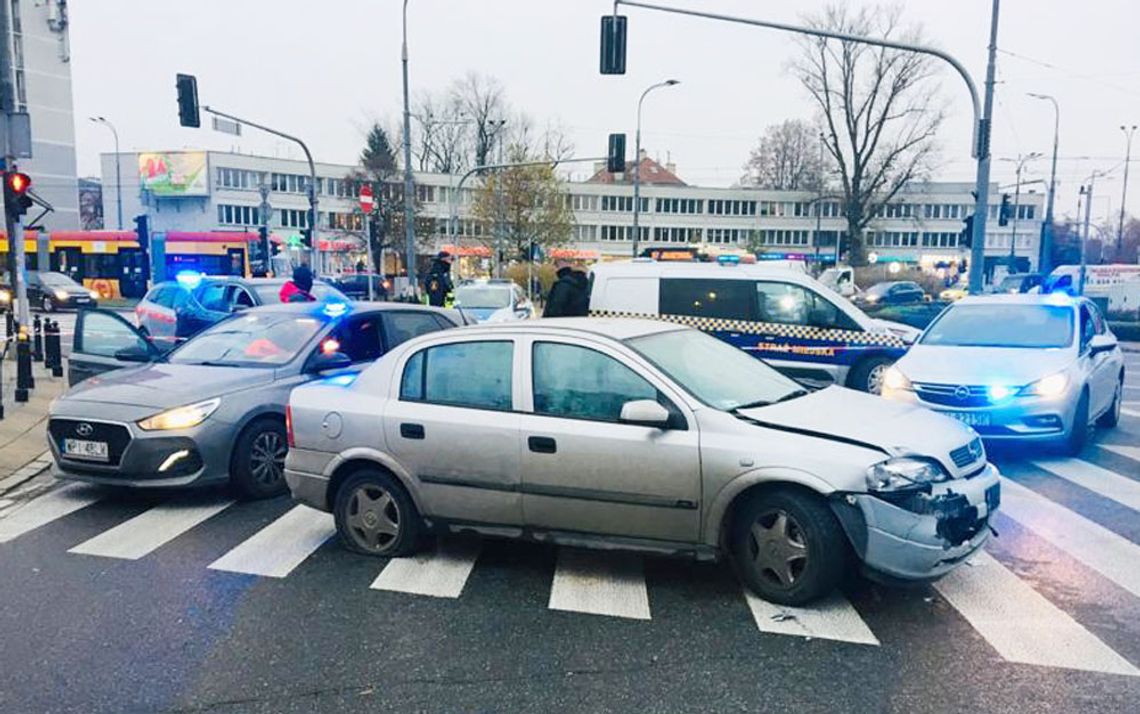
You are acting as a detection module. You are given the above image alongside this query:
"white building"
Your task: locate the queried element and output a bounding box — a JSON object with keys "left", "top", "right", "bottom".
{"left": 8, "top": 0, "right": 77, "bottom": 230}
{"left": 100, "top": 149, "right": 1046, "bottom": 276}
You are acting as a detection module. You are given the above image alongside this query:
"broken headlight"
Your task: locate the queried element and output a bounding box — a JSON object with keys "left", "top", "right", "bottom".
{"left": 865, "top": 457, "right": 948, "bottom": 493}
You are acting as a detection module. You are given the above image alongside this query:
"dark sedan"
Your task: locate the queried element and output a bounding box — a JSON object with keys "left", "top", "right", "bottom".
{"left": 0, "top": 271, "right": 100, "bottom": 312}
{"left": 854, "top": 280, "right": 927, "bottom": 309}
{"left": 331, "top": 272, "right": 390, "bottom": 301}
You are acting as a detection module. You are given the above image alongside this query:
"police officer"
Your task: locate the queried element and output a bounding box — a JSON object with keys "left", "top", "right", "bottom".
{"left": 424, "top": 251, "right": 454, "bottom": 307}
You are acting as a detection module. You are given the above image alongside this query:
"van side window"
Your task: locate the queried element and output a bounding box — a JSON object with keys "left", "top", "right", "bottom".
{"left": 755, "top": 281, "right": 860, "bottom": 330}
{"left": 659, "top": 278, "right": 757, "bottom": 320}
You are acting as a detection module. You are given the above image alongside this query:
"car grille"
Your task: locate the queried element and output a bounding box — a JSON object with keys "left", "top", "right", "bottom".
{"left": 949, "top": 437, "right": 985, "bottom": 469}
{"left": 48, "top": 418, "right": 131, "bottom": 467}
{"left": 913, "top": 382, "right": 991, "bottom": 408}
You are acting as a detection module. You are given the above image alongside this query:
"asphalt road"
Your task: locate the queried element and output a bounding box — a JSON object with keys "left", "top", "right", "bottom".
{"left": 1, "top": 352, "right": 1139, "bottom": 713}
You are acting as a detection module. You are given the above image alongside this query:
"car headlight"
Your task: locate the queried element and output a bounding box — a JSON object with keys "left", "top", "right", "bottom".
{"left": 865, "top": 457, "right": 948, "bottom": 492}
{"left": 54, "top": 289, "right": 69, "bottom": 300}
{"left": 89, "top": 290, "right": 100, "bottom": 299}
{"left": 138, "top": 398, "right": 221, "bottom": 431}
{"left": 0, "top": 289, "right": 10, "bottom": 303}
{"left": 1019, "top": 372, "right": 1068, "bottom": 398}
{"left": 882, "top": 366, "right": 912, "bottom": 391}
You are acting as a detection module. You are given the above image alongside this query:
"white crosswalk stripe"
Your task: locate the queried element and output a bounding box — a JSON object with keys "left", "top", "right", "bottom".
{"left": 208, "top": 505, "right": 334, "bottom": 578}
{"left": 548, "top": 549, "right": 651, "bottom": 620}
{"left": 0, "top": 484, "right": 101, "bottom": 544}
{"left": 999, "top": 477, "right": 1140, "bottom": 599}
{"left": 934, "top": 552, "right": 1138, "bottom": 676}
{"left": 370, "top": 539, "right": 481, "bottom": 598}
{"left": 744, "top": 591, "right": 879, "bottom": 646}
{"left": 1031, "top": 457, "right": 1140, "bottom": 512}
{"left": 69, "top": 498, "right": 234, "bottom": 560}
{"left": 1121, "top": 407, "right": 1140, "bottom": 418}
{"left": 1100, "top": 443, "right": 1140, "bottom": 462}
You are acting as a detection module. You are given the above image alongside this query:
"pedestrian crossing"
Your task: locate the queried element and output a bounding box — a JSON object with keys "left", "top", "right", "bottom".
{"left": 2, "top": 447, "right": 1140, "bottom": 678}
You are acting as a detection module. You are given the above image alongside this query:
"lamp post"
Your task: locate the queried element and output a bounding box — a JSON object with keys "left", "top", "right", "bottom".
{"left": 89, "top": 116, "right": 122, "bottom": 229}
{"left": 1000, "top": 152, "right": 1041, "bottom": 270}
{"left": 1027, "top": 93, "right": 1059, "bottom": 273}
{"left": 631, "top": 79, "right": 679, "bottom": 257}
{"left": 1119, "top": 124, "right": 1137, "bottom": 257}
{"left": 401, "top": 0, "right": 418, "bottom": 296}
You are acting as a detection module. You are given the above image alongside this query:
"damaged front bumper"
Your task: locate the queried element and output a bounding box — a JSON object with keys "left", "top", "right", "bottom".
{"left": 831, "top": 463, "right": 1001, "bottom": 583}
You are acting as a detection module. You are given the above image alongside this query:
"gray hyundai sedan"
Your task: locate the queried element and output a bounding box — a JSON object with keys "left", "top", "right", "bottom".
{"left": 49, "top": 302, "right": 466, "bottom": 498}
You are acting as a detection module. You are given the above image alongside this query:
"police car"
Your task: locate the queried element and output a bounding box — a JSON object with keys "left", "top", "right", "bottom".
{"left": 588, "top": 259, "right": 920, "bottom": 393}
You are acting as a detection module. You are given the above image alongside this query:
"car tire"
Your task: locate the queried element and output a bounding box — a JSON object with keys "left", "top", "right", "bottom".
{"left": 1096, "top": 374, "right": 1124, "bottom": 429}
{"left": 1065, "top": 390, "right": 1090, "bottom": 456}
{"left": 333, "top": 469, "right": 421, "bottom": 557}
{"left": 41, "top": 296, "right": 55, "bottom": 313}
{"left": 230, "top": 418, "right": 289, "bottom": 499}
{"left": 730, "top": 488, "right": 847, "bottom": 606}
{"left": 848, "top": 356, "right": 894, "bottom": 394}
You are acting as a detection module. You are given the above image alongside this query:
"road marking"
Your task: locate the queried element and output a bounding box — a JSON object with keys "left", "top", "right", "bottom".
{"left": 208, "top": 505, "right": 333, "bottom": 578}
{"left": 1122, "top": 407, "right": 1140, "bottom": 418}
{"left": 370, "top": 539, "right": 481, "bottom": 599}
{"left": 744, "top": 590, "right": 879, "bottom": 645}
{"left": 1000, "top": 477, "right": 1140, "bottom": 599}
{"left": 935, "top": 552, "right": 1138, "bottom": 676}
{"left": 1032, "top": 458, "right": 1140, "bottom": 512}
{"left": 0, "top": 484, "right": 101, "bottom": 544}
{"left": 548, "top": 549, "right": 651, "bottom": 620}
{"left": 69, "top": 498, "right": 234, "bottom": 560}
{"left": 1100, "top": 444, "right": 1140, "bottom": 462}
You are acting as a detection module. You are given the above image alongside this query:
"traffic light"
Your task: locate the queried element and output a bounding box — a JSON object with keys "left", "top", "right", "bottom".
{"left": 607, "top": 133, "right": 626, "bottom": 174}
{"left": 4, "top": 171, "right": 33, "bottom": 221}
{"left": 599, "top": 15, "right": 627, "bottom": 75}
{"left": 176, "top": 73, "right": 200, "bottom": 128}
{"left": 299, "top": 228, "right": 312, "bottom": 249}
{"left": 998, "top": 193, "right": 1011, "bottom": 227}
{"left": 961, "top": 214, "right": 974, "bottom": 248}
{"left": 133, "top": 214, "right": 150, "bottom": 255}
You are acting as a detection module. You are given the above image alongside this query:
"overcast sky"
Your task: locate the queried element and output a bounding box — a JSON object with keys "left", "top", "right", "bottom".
{"left": 69, "top": 0, "right": 1140, "bottom": 224}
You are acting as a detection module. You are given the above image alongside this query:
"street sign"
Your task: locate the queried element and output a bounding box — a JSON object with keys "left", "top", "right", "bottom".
{"left": 211, "top": 116, "right": 242, "bottom": 136}
{"left": 359, "top": 184, "right": 374, "bottom": 213}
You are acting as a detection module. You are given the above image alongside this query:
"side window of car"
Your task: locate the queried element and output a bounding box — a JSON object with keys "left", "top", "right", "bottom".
{"left": 78, "top": 312, "right": 148, "bottom": 357}
{"left": 328, "top": 315, "right": 384, "bottom": 363}
{"left": 383, "top": 311, "right": 448, "bottom": 347}
{"left": 1088, "top": 302, "right": 1107, "bottom": 335}
{"left": 754, "top": 281, "right": 858, "bottom": 330}
{"left": 532, "top": 342, "right": 659, "bottom": 422}
{"left": 148, "top": 287, "right": 173, "bottom": 309}
{"left": 400, "top": 341, "right": 513, "bottom": 411}
{"left": 659, "top": 278, "right": 757, "bottom": 320}
{"left": 198, "top": 284, "right": 229, "bottom": 312}
{"left": 1079, "top": 305, "right": 1095, "bottom": 349}
{"left": 233, "top": 287, "right": 256, "bottom": 308}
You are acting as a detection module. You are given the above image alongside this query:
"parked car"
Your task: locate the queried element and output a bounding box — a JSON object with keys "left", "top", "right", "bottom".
{"left": 48, "top": 302, "right": 467, "bottom": 499}
{"left": 286, "top": 318, "right": 999, "bottom": 605}
{"left": 881, "top": 295, "right": 1124, "bottom": 454}
{"left": 938, "top": 277, "right": 969, "bottom": 302}
{"left": 854, "top": 281, "right": 926, "bottom": 308}
{"left": 993, "top": 273, "right": 1043, "bottom": 295}
{"left": 331, "top": 272, "right": 389, "bottom": 301}
{"left": 588, "top": 260, "right": 920, "bottom": 393}
{"left": 0, "top": 271, "right": 100, "bottom": 313}
{"left": 454, "top": 279, "right": 534, "bottom": 322}
{"left": 136, "top": 275, "right": 349, "bottom": 347}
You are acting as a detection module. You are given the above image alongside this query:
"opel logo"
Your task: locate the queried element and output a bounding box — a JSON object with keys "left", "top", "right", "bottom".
{"left": 954, "top": 386, "right": 971, "bottom": 400}
{"left": 75, "top": 422, "right": 95, "bottom": 437}
{"left": 968, "top": 440, "right": 983, "bottom": 460}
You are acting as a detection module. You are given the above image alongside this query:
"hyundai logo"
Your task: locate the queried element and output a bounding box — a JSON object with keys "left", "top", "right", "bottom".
{"left": 75, "top": 422, "right": 95, "bottom": 438}
{"left": 954, "top": 385, "right": 971, "bottom": 400}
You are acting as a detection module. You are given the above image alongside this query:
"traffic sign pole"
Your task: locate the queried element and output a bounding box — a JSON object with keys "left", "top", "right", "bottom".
{"left": 359, "top": 185, "right": 375, "bottom": 300}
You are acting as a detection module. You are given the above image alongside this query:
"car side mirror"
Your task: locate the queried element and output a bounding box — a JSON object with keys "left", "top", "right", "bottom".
{"left": 619, "top": 399, "right": 670, "bottom": 428}
{"left": 1089, "top": 333, "right": 1117, "bottom": 356}
{"left": 311, "top": 350, "right": 352, "bottom": 372}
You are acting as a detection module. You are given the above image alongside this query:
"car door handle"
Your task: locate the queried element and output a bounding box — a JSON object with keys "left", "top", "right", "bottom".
{"left": 400, "top": 423, "right": 425, "bottom": 440}
{"left": 528, "top": 436, "right": 557, "bottom": 454}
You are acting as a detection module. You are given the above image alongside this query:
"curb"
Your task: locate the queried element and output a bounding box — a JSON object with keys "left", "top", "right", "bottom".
{"left": 0, "top": 451, "right": 52, "bottom": 496}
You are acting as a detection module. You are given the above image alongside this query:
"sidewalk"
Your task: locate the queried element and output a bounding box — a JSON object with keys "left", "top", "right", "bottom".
{"left": 0, "top": 361, "right": 63, "bottom": 491}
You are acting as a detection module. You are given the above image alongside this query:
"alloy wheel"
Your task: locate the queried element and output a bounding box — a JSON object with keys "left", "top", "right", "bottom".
{"left": 748, "top": 509, "right": 808, "bottom": 589}
{"left": 866, "top": 363, "right": 888, "bottom": 394}
{"left": 249, "top": 431, "right": 286, "bottom": 487}
{"left": 345, "top": 483, "right": 401, "bottom": 553}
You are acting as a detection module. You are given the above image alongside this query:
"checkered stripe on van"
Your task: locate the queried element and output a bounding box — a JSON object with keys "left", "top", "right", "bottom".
{"left": 588, "top": 310, "right": 907, "bottom": 347}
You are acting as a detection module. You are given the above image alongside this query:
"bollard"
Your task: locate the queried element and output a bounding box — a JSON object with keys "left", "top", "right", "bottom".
{"left": 32, "top": 315, "right": 43, "bottom": 363}
{"left": 46, "top": 319, "right": 63, "bottom": 377}
{"left": 15, "top": 328, "right": 33, "bottom": 402}
{"left": 4, "top": 309, "right": 12, "bottom": 338}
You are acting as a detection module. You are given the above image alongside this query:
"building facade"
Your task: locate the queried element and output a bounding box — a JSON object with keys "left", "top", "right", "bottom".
{"left": 101, "top": 149, "right": 1046, "bottom": 275}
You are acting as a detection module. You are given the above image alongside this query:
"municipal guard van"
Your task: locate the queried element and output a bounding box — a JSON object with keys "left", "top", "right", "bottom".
{"left": 588, "top": 259, "right": 919, "bottom": 392}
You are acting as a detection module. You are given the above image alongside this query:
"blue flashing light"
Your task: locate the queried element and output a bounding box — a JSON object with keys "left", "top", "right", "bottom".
{"left": 322, "top": 301, "right": 348, "bottom": 318}
{"left": 717, "top": 255, "right": 741, "bottom": 265}
{"left": 321, "top": 373, "right": 357, "bottom": 387}
{"left": 175, "top": 270, "right": 204, "bottom": 290}
{"left": 987, "top": 384, "right": 1014, "bottom": 402}
{"left": 1043, "top": 292, "right": 1072, "bottom": 306}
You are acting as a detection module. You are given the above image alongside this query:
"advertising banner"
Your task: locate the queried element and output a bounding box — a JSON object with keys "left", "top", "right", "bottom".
{"left": 138, "top": 152, "right": 209, "bottom": 196}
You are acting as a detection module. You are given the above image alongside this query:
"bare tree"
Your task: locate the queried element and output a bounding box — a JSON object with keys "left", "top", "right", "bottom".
{"left": 742, "top": 119, "right": 823, "bottom": 190}
{"left": 412, "top": 91, "right": 470, "bottom": 174}
{"left": 791, "top": 4, "right": 944, "bottom": 265}
{"left": 452, "top": 72, "right": 509, "bottom": 167}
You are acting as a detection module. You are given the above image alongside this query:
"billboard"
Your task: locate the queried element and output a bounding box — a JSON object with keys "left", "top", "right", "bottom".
{"left": 138, "top": 152, "right": 209, "bottom": 196}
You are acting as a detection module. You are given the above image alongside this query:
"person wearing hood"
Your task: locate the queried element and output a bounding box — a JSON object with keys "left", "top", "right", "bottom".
{"left": 280, "top": 265, "right": 316, "bottom": 303}
{"left": 543, "top": 260, "right": 589, "bottom": 318}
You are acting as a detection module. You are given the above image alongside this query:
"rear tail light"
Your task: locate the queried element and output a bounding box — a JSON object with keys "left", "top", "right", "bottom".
{"left": 285, "top": 405, "right": 295, "bottom": 448}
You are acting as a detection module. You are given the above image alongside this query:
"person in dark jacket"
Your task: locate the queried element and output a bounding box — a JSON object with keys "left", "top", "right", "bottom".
{"left": 543, "top": 260, "right": 588, "bottom": 318}
{"left": 279, "top": 265, "right": 316, "bottom": 303}
{"left": 569, "top": 267, "right": 590, "bottom": 316}
{"left": 424, "top": 252, "right": 454, "bottom": 307}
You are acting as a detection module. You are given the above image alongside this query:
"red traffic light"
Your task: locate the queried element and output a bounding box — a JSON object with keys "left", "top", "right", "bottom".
{"left": 6, "top": 171, "right": 31, "bottom": 194}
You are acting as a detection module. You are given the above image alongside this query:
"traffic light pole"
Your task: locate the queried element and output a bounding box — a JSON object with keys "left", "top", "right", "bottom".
{"left": 0, "top": 0, "right": 29, "bottom": 327}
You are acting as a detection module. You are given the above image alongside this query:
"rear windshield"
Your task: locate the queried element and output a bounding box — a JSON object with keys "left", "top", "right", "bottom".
{"left": 251, "top": 281, "right": 346, "bottom": 304}
{"left": 921, "top": 304, "right": 1074, "bottom": 349}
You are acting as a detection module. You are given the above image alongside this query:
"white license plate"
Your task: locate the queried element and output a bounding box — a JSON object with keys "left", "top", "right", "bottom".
{"left": 63, "top": 438, "right": 109, "bottom": 462}
{"left": 938, "top": 411, "right": 991, "bottom": 427}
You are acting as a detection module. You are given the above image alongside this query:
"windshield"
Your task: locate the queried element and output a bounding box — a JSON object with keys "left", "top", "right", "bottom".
{"left": 37, "top": 272, "right": 77, "bottom": 287}
{"left": 997, "top": 276, "right": 1023, "bottom": 292}
{"left": 251, "top": 281, "right": 347, "bottom": 304}
{"left": 168, "top": 313, "right": 325, "bottom": 367}
{"left": 627, "top": 329, "right": 806, "bottom": 410}
{"left": 455, "top": 285, "right": 511, "bottom": 309}
{"left": 921, "top": 304, "right": 1074, "bottom": 349}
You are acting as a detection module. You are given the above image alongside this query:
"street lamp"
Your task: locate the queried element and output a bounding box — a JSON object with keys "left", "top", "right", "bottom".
{"left": 1118, "top": 124, "right": 1137, "bottom": 257}
{"left": 631, "top": 78, "right": 680, "bottom": 257}
{"left": 998, "top": 152, "right": 1041, "bottom": 270}
{"left": 89, "top": 116, "right": 122, "bottom": 230}
{"left": 401, "top": 0, "right": 418, "bottom": 296}
{"left": 1027, "top": 93, "right": 1059, "bottom": 273}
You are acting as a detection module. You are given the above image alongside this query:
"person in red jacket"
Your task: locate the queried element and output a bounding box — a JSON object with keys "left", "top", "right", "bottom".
{"left": 279, "top": 265, "right": 316, "bottom": 303}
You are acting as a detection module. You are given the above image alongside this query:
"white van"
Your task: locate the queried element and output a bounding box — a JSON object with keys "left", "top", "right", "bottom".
{"left": 588, "top": 260, "right": 919, "bottom": 392}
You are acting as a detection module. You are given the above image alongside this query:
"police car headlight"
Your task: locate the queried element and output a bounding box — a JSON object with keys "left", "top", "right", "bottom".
{"left": 865, "top": 457, "right": 947, "bottom": 493}
{"left": 882, "top": 366, "right": 912, "bottom": 391}
{"left": 138, "top": 398, "right": 221, "bottom": 431}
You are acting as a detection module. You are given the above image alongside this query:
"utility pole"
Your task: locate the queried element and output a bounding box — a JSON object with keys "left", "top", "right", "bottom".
{"left": 258, "top": 183, "right": 271, "bottom": 276}
{"left": 1028, "top": 93, "right": 1059, "bottom": 273}
{"left": 632, "top": 79, "right": 679, "bottom": 257}
{"left": 494, "top": 126, "right": 505, "bottom": 277}
{"left": 1119, "top": 124, "right": 1137, "bottom": 257}
{"left": 969, "top": 0, "right": 1000, "bottom": 294}
{"left": 90, "top": 117, "right": 122, "bottom": 229}
{"left": 815, "top": 132, "right": 825, "bottom": 267}
{"left": 0, "top": 0, "right": 28, "bottom": 328}
{"left": 1007, "top": 152, "right": 1040, "bottom": 270}
{"left": 1080, "top": 180, "right": 1094, "bottom": 296}
{"left": 401, "top": 0, "right": 418, "bottom": 296}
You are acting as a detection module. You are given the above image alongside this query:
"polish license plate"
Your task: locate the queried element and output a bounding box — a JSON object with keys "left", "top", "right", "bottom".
{"left": 938, "top": 410, "right": 991, "bottom": 427}
{"left": 63, "top": 438, "right": 108, "bottom": 462}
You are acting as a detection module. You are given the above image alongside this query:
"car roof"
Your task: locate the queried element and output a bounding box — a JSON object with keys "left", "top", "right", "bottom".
{"left": 955, "top": 294, "right": 1081, "bottom": 307}
{"left": 589, "top": 259, "right": 810, "bottom": 282}
{"left": 445, "top": 317, "right": 684, "bottom": 341}
{"left": 247, "top": 300, "right": 451, "bottom": 316}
